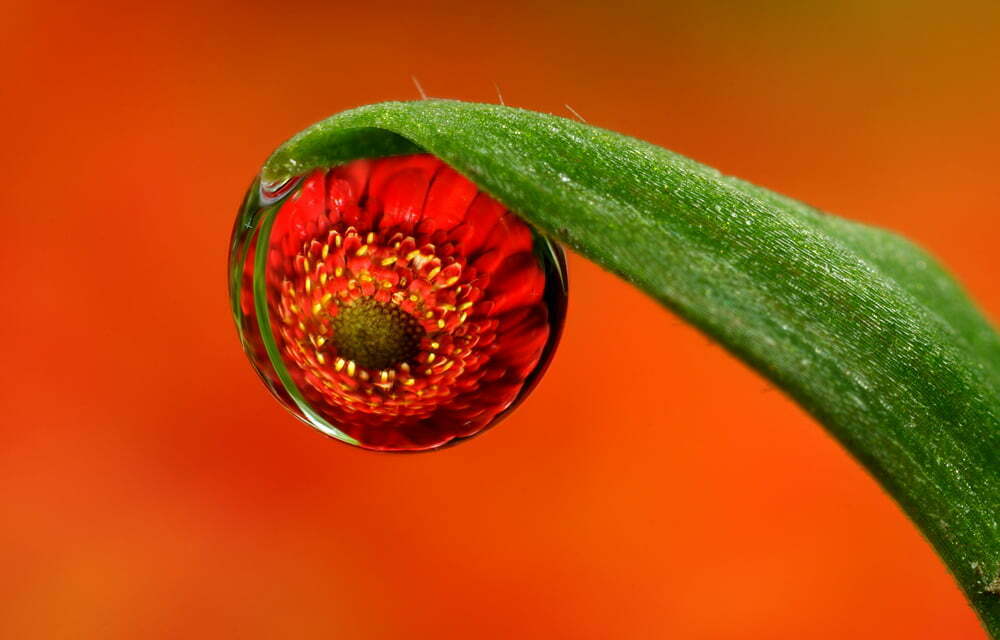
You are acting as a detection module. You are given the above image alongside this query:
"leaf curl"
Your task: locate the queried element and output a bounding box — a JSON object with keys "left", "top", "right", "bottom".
{"left": 264, "top": 99, "right": 1000, "bottom": 635}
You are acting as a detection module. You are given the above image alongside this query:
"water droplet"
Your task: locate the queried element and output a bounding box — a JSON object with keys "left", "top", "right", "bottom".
{"left": 229, "top": 154, "right": 568, "bottom": 451}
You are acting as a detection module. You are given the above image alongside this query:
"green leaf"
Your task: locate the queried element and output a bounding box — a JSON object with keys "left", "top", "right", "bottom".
{"left": 263, "top": 99, "right": 1000, "bottom": 635}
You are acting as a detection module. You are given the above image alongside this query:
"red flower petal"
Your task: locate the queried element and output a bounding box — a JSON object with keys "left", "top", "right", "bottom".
{"left": 422, "top": 165, "right": 480, "bottom": 231}
{"left": 486, "top": 252, "right": 547, "bottom": 315}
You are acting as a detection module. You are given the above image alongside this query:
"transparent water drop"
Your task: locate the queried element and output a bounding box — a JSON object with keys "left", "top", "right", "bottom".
{"left": 229, "top": 154, "right": 568, "bottom": 451}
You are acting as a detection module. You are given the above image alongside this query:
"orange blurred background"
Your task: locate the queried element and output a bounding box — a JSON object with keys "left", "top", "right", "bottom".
{"left": 2, "top": 0, "right": 998, "bottom": 637}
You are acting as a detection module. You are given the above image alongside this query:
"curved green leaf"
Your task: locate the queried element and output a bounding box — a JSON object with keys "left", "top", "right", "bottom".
{"left": 263, "top": 99, "right": 1000, "bottom": 635}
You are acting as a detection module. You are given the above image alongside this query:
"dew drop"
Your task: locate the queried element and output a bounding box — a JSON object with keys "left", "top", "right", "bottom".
{"left": 229, "top": 154, "right": 568, "bottom": 451}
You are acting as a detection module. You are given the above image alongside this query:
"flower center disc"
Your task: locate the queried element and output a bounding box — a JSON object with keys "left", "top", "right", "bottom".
{"left": 331, "top": 297, "right": 425, "bottom": 371}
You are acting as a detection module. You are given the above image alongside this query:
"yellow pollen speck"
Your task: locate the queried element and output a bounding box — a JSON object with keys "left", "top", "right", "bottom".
{"left": 426, "top": 353, "right": 436, "bottom": 363}
{"left": 298, "top": 322, "right": 306, "bottom": 331}
{"left": 406, "top": 249, "right": 420, "bottom": 261}
{"left": 303, "top": 258, "right": 311, "bottom": 272}
{"left": 335, "top": 267, "right": 344, "bottom": 277}
{"left": 404, "top": 378, "right": 415, "bottom": 386}
{"left": 440, "top": 303, "right": 455, "bottom": 312}
{"left": 458, "top": 312, "right": 468, "bottom": 324}
{"left": 409, "top": 294, "right": 419, "bottom": 302}
{"left": 359, "top": 370, "right": 369, "bottom": 381}
{"left": 316, "top": 351, "right": 326, "bottom": 364}
{"left": 312, "top": 302, "right": 322, "bottom": 314}
{"left": 359, "top": 272, "right": 373, "bottom": 283}
{"left": 320, "top": 272, "right": 328, "bottom": 285}
{"left": 356, "top": 245, "right": 369, "bottom": 257}
{"left": 321, "top": 293, "right": 332, "bottom": 303}
{"left": 459, "top": 301, "right": 474, "bottom": 310}
{"left": 425, "top": 310, "right": 434, "bottom": 319}
{"left": 379, "top": 371, "right": 389, "bottom": 383}
{"left": 427, "top": 266, "right": 441, "bottom": 280}
{"left": 335, "top": 236, "right": 342, "bottom": 247}
{"left": 347, "top": 361, "right": 356, "bottom": 376}
{"left": 322, "top": 244, "right": 329, "bottom": 259}
{"left": 290, "top": 304, "right": 300, "bottom": 314}
{"left": 305, "top": 277, "right": 312, "bottom": 293}
{"left": 334, "top": 358, "right": 346, "bottom": 371}
{"left": 400, "top": 363, "right": 410, "bottom": 373}
{"left": 437, "top": 319, "right": 446, "bottom": 329}
{"left": 366, "top": 232, "right": 375, "bottom": 244}
{"left": 316, "top": 336, "right": 326, "bottom": 347}
{"left": 439, "top": 360, "right": 453, "bottom": 372}
{"left": 381, "top": 256, "right": 397, "bottom": 266}
{"left": 444, "top": 276, "right": 460, "bottom": 287}
{"left": 382, "top": 281, "right": 393, "bottom": 288}
{"left": 430, "top": 341, "right": 440, "bottom": 350}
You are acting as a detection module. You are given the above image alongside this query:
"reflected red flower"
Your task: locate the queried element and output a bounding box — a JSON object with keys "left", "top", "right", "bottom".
{"left": 232, "top": 154, "right": 566, "bottom": 451}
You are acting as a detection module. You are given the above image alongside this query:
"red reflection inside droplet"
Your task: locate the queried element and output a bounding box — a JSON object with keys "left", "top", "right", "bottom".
{"left": 230, "top": 154, "right": 567, "bottom": 451}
